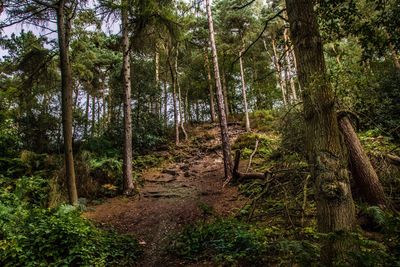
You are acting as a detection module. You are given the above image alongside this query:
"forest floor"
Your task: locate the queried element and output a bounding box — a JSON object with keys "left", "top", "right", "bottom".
{"left": 84, "top": 124, "right": 248, "bottom": 266}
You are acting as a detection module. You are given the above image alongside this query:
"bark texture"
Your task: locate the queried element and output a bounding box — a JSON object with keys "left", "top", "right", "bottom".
{"left": 204, "top": 50, "right": 217, "bottom": 122}
{"left": 56, "top": 1, "right": 78, "bottom": 205}
{"left": 121, "top": 3, "right": 135, "bottom": 194}
{"left": 338, "top": 116, "right": 387, "bottom": 208}
{"left": 168, "top": 53, "right": 180, "bottom": 145}
{"left": 239, "top": 44, "right": 250, "bottom": 132}
{"left": 285, "top": 0, "right": 356, "bottom": 264}
{"left": 205, "top": 0, "right": 233, "bottom": 180}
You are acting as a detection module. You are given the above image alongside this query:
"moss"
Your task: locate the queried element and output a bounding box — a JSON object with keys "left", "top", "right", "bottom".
{"left": 233, "top": 132, "right": 279, "bottom": 160}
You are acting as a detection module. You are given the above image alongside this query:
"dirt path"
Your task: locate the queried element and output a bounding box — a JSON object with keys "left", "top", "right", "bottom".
{"left": 84, "top": 124, "right": 246, "bottom": 266}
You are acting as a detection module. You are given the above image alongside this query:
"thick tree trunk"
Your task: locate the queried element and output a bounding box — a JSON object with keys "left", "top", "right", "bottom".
{"left": 121, "top": 2, "right": 135, "bottom": 194}
{"left": 205, "top": 0, "right": 233, "bottom": 181}
{"left": 204, "top": 49, "right": 217, "bottom": 122}
{"left": 56, "top": 1, "right": 78, "bottom": 205}
{"left": 338, "top": 116, "right": 387, "bottom": 208}
{"left": 286, "top": 0, "right": 356, "bottom": 264}
{"left": 239, "top": 44, "right": 250, "bottom": 132}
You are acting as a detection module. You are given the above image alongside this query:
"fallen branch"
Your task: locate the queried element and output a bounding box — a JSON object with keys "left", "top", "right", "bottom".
{"left": 246, "top": 139, "right": 259, "bottom": 172}
{"left": 387, "top": 154, "right": 400, "bottom": 166}
{"left": 233, "top": 150, "right": 269, "bottom": 181}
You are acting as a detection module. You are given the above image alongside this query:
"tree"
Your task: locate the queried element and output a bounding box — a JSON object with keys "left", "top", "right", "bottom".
{"left": 121, "top": 0, "right": 135, "bottom": 194}
{"left": 285, "top": 0, "right": 356, "bottom": 264}
{"left": 1, "top": 0, "right": 81, "bottom": 205}
{"left": 205, "top": 0, "right": 233, "bottom": 181}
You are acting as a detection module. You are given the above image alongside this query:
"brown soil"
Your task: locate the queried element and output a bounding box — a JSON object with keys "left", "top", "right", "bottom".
{"left": 84, "top": 124, "right": 247, "bottom": 266}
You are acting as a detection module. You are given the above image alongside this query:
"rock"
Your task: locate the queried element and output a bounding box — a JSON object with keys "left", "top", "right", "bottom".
{"left": 162, "top": 169, "right": 178, "bottom": 176}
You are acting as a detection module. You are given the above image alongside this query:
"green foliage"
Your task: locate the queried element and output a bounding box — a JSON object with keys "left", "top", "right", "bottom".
{"left": 0, "top": 176, "right": 142, "bottom": 267}
{"left": 247, "top": 110, "right": 279, "bottom": 132}
{"left": 171, "top": 219, "right": 269, "bottom": 265}
{"left": 233, "top": 132, "right": 276, "bottom": 159}
{"left": 0, "top": 119, "right": 21, "bottom": 157}
{"left": 0, "top": 205, "right": 141, "bottom": 267}
{"left": 171, "top": 219, "right": 320, "bottom": 266}
{"left": 279, "top": 108, "right": 306, "bottom": 156}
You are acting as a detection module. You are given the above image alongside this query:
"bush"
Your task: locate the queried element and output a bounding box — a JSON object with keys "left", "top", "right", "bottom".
{"left": 0, "top": 176, "right": 142, "bottom": 266}
{"left": 170, "top": 219, "right": 320, "bottom": 266}
{"left": 248, "top": 110, "right": 278, "bottom": 132}
{"left": 0, "top": 205, "right": 141, "bottom": 266}
{"left": 171, "top": 219, "right": 269, "bottom": 266}
{"left": 233, "top": 132, "right": 278, "bottom": 159}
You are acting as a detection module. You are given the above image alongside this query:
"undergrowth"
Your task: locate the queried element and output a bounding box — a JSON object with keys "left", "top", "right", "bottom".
{"left": 0, "top": 175, "right": 142, "bottom": 266}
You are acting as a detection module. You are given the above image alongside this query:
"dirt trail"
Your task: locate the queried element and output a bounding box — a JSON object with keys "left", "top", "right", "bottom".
{"left": 84, "top": 124, "right": 246, "bottom": 266}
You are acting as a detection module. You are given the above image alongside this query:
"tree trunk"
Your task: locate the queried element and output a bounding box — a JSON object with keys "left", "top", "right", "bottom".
{"left": 221, "top": 68, "right": 230, "bottom": 117}
{"left": 239, "top": 43, "right": 251, "bottom": 132}
{"left": 205, "top": 0, "right": 233, "bottom": 181}
{"left": 155, "top": 49, "right": 160, "bottom": 116}
{"left": 204, "top": 49, "right": 217, "bottom": 122}
{"left": 175, "top": 50, "right": 188, "bottom": 141}
{"left": 389, "top": 42, "right": 400, "bottom": 71}
{"left": 84, "top": 91, "right": 90, "bottom": 139}
{"left": 91, "top": 95, "right": 95, "bottom": 137}
{"left": 121, "top": 2, "right": 135, "bottom": 194}
{"left": 56, "top": 1, "right": 78, "bottom": 205}
{"left": 283, "top": 28, "right": 297, "bottom": 102}
{"left": 163, "top": 79, "right": 168, "bottom": 126}
{"left": 168, "top": 54, "right": 180, "bottom": 145}
{"left": 286, "top": 0, "right": 356, "bottom": 264}
{"left": 271, "top": 38, "right": 288, "bottom": 106}
{"left": 338, "top": 116, "right": 387, "bottom": 208}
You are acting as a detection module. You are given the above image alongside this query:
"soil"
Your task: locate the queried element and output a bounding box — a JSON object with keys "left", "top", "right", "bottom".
{"left": 84, "top": 124, "right": 247, "bottom": 266}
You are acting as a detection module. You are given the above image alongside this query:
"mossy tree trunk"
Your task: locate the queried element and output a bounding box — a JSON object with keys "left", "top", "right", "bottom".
{"left": 338, "top": 116, "right": 387, "bottom": 208}
{"left": 285, "top": 0, "right": 356, "bottom": 264}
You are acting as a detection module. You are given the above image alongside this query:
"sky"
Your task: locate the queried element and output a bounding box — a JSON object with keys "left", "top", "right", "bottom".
{"left": 0, "top": 0, "right": 120, "bottom": 59}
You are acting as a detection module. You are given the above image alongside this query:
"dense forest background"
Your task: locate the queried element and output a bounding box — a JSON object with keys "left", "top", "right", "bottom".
{"left": 0, "top": 0, "right": 399, "bottom": 266}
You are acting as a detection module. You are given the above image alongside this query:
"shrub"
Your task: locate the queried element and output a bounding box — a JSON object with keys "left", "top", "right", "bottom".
{"left": 0, "top": 205, "right": 141, "bottom": 266}
{"left": 171, "top": 219, "right": 268, "bottom": 266}
{"left": 0, "top": 176, "right": 142, "bottom": 266}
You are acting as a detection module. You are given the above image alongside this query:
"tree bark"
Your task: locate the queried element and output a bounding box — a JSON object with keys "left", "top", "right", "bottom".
{"left": 84, "top": 91, "right": 90, "bottom": 139}
{"left": 283, "top": 28, "right": 297, "bottom": 102}
{"left": 270, "top": 38, "right": 288, "bottom": 106}
{"left": 91, "top": 95, "right": 95, "bottom": 137}
{"left": 168, "top": 53, "right": 180, "bottom": 145}
{"left": 175, "top": 50, "right": 188, "bottom": 141}
{"left": 121, "top": 1, "right": 135, "bottom": 194}
{"left": 56, "top": 1, "right": 78, "bottom": 205}
{"left": 239, "top": 43, "right": 250, "bottom": 132}
{"left": 163, "top": 79, "right": 168, "bottom": 126}
{"left": 205, "top": 0, "right": 233, "bottom": 181}
{"left": 204, "top": 49, "right": 217, "bottom": 122}
{"left": 221, "top": 68, "right": 230, "bottom": 117}
{"left": 338, "top": 116, "right": 387, "bottom": 208}
{"left": 285, "top": 0, "right": 356, "bottom": 264}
